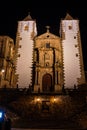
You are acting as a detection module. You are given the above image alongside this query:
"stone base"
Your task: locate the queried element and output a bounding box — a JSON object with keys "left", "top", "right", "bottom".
{"left": 0, "top": 80, "right": 9, "bottom": 88}
{"left": 55, "top": 84, "right": 62, "bottom": 92}
{"left": 34, "top": 84, "right": 40, "bottom": 92}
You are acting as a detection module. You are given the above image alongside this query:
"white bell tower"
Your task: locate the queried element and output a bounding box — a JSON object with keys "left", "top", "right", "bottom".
{"left": 60, "top": 13, "right": 85, "bottom": 88}
{"left": 15, "top": 14, "right": 37, "bottom": 88}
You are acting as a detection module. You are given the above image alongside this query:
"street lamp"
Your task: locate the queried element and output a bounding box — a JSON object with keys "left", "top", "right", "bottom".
{"left": 1, "top": 69, "right": 5, "bottom": 80}
{"left": 1, "top": 69, "right": 5, "bottom": 73}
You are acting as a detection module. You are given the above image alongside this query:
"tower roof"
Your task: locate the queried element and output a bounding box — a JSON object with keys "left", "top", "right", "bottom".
{"left": 23, "top": 13, "right": 32, "bottom": 21}
{"left": 64, "top": 13, "right": 73, "bottom": 20}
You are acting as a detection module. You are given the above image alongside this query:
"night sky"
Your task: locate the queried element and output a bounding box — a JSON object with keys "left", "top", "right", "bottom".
{"left": 0, "top": 1, "right": 87, "bottom": 70}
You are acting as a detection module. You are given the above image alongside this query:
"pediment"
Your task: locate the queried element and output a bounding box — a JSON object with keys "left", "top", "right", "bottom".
{"left": 35, "top": 32, "right": 60, "bottom": 40}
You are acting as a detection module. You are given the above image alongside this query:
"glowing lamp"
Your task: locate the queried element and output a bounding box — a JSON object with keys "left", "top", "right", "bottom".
{"left": 0, "top": 111, "right": 4, "bottom": 121}
{"left": 37, "top": 98, "right": 40, "bottom": 102}
{"left": 1, "top": 69, "right": 5, "bottom": 73}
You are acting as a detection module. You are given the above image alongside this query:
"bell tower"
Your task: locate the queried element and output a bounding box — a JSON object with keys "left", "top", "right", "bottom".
{"left": 15, "top": 13, "right": 37, "bottom": 88}
{"left": 60, "top": 13, "right": 85, "bottom": 88}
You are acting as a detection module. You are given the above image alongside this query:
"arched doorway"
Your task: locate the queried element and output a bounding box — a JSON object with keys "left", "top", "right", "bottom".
{"left": 42, "top": 73, "right": 52, "bottom": 92}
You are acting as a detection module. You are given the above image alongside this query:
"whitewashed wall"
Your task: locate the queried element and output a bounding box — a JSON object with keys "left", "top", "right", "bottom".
{"left": 61, "top": 20, "right": 81, "bottom": 88}
{"left": 16, "top": 21, "right": 37, "bottom": 88}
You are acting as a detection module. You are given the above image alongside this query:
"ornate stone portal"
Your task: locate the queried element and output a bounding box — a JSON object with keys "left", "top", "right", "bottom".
{"left": 33, "top": 26, "right": 63, "bottom": 92}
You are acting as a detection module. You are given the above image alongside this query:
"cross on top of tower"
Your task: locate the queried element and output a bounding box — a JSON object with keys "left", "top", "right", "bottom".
{"left": 46, "top": 26, "right": 50, "bottom": 32}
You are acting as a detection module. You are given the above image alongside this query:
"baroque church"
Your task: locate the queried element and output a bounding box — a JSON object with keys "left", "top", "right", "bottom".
{"left": 0, "top": 13, "right": 86, "bottom": 92}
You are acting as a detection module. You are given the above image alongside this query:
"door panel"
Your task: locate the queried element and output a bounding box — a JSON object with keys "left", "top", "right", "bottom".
{"left": 42, "top": 74, "right": 52, "bottom": 92}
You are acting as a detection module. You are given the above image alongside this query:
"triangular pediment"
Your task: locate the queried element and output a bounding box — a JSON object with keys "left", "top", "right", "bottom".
{"left": 23, "top": 14, "right": 32, "bottom": 21}
{"left": 35, "top": 32, "right": 60, "bottom": 40}
{"left": 64, "top": 13, "right": 73, "bottom": 20}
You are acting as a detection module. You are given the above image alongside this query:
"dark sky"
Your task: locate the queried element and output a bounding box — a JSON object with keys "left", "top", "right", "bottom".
{"left": 0, "top": 1, "right": 87, "bottom": 70}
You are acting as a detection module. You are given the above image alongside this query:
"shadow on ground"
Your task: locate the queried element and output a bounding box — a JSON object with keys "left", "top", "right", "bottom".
{"left": 12, "top": 118, "right": 80, "bottom": 129}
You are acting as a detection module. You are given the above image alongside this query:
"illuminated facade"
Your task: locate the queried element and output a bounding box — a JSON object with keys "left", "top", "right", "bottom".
{"left": 0, "top": 36, "right": 15, "bottom": 88}
{"left": 33, "top": 26, "right": 63, "bottom": 92}
{"left": 33, "top": 14, "right": 85, "bottom": 92}
{"left": 15, "top": 13, "right": 85, "bottom": 91}
{"left": 0, "top": 13, "right": 85, "bottom": 90}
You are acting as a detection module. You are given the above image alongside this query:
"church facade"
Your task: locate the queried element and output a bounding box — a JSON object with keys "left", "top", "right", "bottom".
{"left": 33, "top": 26, "right": 63, "bottom": 92}
{"left": 0, "top": 13, "right": 86, "bottom": 91}
{"left": 15, "top": 13, "right": 85, "bottom": 92}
